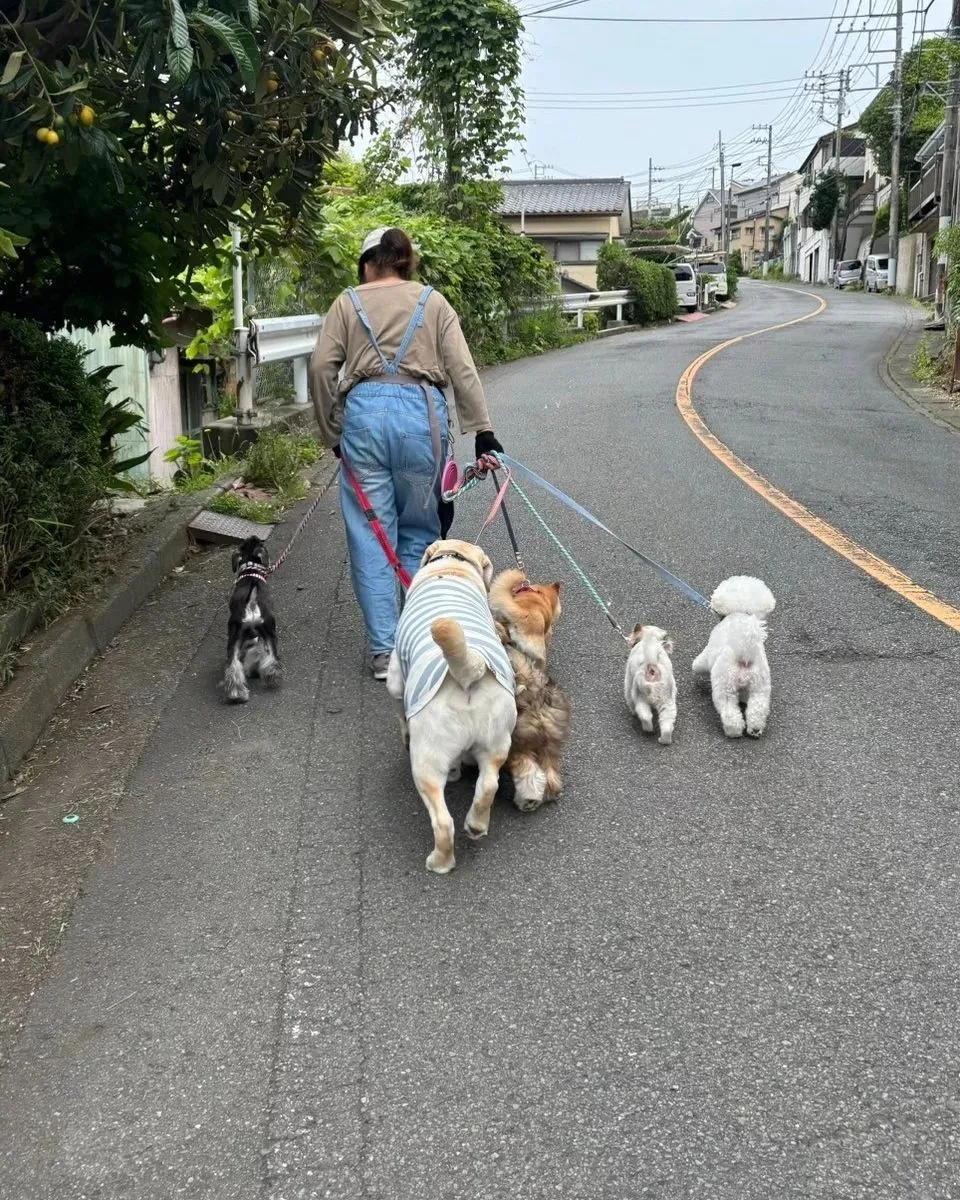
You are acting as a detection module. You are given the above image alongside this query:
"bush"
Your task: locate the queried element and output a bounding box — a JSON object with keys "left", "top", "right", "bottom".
{"left": 597, "top": 244, "right": 677, "bottom": 323}
{"left": 729, "top": 249, "right": 744, "bottom": 275}
{"left": 726, "top": 266, "right": 739, "bottom": 298}
{"left": 243, "top": 431, "right": 319, "bottom": 492}
{"left": 0, "top": 315, "right": 110, "bottom": 605}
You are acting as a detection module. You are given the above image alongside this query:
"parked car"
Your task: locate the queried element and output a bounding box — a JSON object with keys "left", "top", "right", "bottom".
{"left": 697, "top": 259, "right": 728, "bottom": 299}
{"left": 673, "top": 263, "right": 698, "bottom": 312}
{"left": 864, "top": 254, "right": 889, "bottom": 292}
{"left": 833, "top": 259, "right": 862, "bottom": 289}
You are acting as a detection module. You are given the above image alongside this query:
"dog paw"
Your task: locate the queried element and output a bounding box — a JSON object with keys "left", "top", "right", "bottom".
{"left": 745, "top": 725, "right": 765, "bottom": 739}
{"left": 426, "top": 850, "right": 456, "bottom": 874}
{"left": 722, "top": 723, "right": 744, "bottom": 739}
{"left": 262, "top": 668, "right": 282, "bottom": 690}
{"left": 464, "top": 805, "right": 490, "bottom": 839}
{"left": 658, "top": 730, "right": 673, "bottom": 746}
{"left": 447, "top": 764, "right": 462, "bottom": 782}
{"left": 640, "top": 720, "right": 654, "bottom": 734}
{"left": 512, "top": 795, "right": 544, "bottom": 813}
{"left": 225, "top": 688, "right": 250, "bottom": 704}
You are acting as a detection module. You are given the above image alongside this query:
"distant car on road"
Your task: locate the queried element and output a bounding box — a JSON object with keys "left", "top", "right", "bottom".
{"left": 833, "top": 259, "right": 863, "bottom": 289}
{"left": 697, "top": 259, "right": 728, "bottom": 299}
{"left": 673, "top": 263, "right": 698, "bottom": 313}
{"left": 864, "top": 254, "right": 889, "bottom": 292}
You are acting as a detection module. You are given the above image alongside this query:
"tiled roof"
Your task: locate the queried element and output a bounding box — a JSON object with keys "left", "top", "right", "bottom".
{"left": 499, "top": 178, "right": 630, "bottom": 216}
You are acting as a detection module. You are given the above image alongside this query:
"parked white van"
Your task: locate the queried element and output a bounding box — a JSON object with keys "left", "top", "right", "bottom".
{"left": 673, "top": 263, "right": 698, "bottom": 312}
{"left": 865, "top": 254, "right": 889, "bottom": 292}
{"left": 697, "top": 260, "right": 728, "bottom": 299}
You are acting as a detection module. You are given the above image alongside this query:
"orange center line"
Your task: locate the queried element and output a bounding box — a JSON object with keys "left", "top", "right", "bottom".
{"left": 675, "top": 288, "right": 960, "bottom": 634}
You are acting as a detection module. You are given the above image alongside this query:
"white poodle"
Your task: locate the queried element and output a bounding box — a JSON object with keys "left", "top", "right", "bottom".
{"left": 692, "top": 576, "right": 776, "bottom": 739}
{"left": 624, "top": 624, "right": 677, "bottom": 745}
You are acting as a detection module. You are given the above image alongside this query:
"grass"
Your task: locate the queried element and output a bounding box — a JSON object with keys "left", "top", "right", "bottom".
{"left": 243, "top": 430, "right": 319, "bottom": 492}
{"left": 208, "top": 492, "right": 281, "bottom": 524}
{"left": 912, "top": 336, "right": 944, "bottom": 386}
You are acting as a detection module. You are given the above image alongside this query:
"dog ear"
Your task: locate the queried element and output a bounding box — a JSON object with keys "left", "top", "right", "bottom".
{"left": 480, "top": 552, "right": 494, "bottom": 590}
{"left": 628, "top": 623, "right": 644, "bottom": 646}
{"left": 551, "top": 581, "right": 562, "bottom": 595}
{"left": 421, "top": 541, "right": 441, "bottom": 567}
{"left": 663, "top": 633, "right": 675, "bottom": 655}
{"left": 231, "top": 549, "right": 242, "bottom": 572}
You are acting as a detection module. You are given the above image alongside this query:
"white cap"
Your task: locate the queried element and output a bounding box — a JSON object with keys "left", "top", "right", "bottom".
{"left": 360, "top": 227, "right": 389, "bottom": 256}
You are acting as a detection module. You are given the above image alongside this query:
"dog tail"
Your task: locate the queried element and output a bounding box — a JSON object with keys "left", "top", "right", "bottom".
{"left": 710, "top": 575, "right": 776, "bottom": 619}
{"left": 640, "top": 636, "right": 663, "bottom": 683}
{"left": 725, "top": 613, "right": 768, "bottom": 667}
{"left": 431, "top": 618, "right": 488, "bottom": 691}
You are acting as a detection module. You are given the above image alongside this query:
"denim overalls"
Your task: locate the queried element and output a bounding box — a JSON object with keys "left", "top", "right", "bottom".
{"left": 339, "top": 285, "right": 450, "bottom": 655}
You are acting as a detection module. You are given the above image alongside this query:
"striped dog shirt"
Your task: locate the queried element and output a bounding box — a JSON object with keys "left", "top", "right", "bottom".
{"left": 395, "top": 573, "right": 514, "bottom": 718}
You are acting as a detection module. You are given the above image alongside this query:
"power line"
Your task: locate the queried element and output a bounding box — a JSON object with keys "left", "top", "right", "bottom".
{"left": 525, "top": 9, "right": 923, "bottom": 22}
{"left": 527, "top": 76, "right": 807, "bottom": 98}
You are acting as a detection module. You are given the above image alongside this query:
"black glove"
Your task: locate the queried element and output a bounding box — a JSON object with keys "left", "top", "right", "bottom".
{"left": 474, "top": 430, "right": 504, "bottom": 460}
{"left": 439, "top": 498, "right": 455, "bottom": 538}
{"left": 332, "top": 444, "right": 342, "bottom": 459}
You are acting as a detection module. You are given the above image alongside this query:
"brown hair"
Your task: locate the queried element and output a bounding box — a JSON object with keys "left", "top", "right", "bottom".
{"left": 358, "top": 227, "right": 417, "bottom": 282}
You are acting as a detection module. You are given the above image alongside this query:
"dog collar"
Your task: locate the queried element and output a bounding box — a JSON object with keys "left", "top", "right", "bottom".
{"left": 429, "top": 551, "right": 485, "bottom": 583}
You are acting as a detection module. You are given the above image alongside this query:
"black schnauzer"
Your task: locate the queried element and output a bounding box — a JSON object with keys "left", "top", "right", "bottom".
{"left": 223, "top": 537, "right": 281, "bottom": 703}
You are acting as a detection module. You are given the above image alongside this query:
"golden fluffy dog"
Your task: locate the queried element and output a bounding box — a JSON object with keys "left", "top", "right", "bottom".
{"left": 489, "top": 569, "right": 571, "bottom": 811}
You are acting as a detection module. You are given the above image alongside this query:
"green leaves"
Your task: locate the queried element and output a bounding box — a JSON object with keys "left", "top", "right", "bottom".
{"left": 0, "top": 51, "right": 25, "bottom": 88}
{"left": 404, "top": 0, "right": 524, "bottom": 214}
{"left": 166, "top": 35, "right": 195, "bottom": 84}
{"left": 189, "top": 7, "right": 260, "bottom": 89}
{"left": 169, "top": 0, "right": 191, "bottom": 48}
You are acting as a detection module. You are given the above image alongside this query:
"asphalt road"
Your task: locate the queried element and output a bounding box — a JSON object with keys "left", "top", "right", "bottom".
{"left": 2, "top": 282, "right": 960, "bottom": 1199}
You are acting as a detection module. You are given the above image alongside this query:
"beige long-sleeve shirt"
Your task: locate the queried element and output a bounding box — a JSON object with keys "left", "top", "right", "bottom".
{"left": 308, "top": 280, "right": 492, "bottom": 448}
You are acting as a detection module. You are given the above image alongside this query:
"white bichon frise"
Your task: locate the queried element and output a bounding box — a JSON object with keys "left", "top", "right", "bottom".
{"left": 692, "top": 576, "right": 776, "bottom": 739}
{"left": 624, "top": 624, "right": 677, "bottom": 745}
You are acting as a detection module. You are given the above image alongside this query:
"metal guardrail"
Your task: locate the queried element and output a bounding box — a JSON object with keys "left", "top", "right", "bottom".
{"left": 557, "top": 289, "right": 631, "bottom": 328}
{"left": 247, "top": 313, "right": 324, "bottom": 406}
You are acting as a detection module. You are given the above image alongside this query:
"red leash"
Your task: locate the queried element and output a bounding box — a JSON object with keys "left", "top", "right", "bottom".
{"left": 340, "top": 456, "right": 413, "bottom": 590}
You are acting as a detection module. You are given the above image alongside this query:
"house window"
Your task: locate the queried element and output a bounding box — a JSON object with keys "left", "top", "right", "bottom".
{"left": 531, "top": 238, "right": 605, "bottom": 263}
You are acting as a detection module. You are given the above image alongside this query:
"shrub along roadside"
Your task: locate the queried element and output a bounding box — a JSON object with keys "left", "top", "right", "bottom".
{"left": 596, "top": 243, "right": 677, "bottom": 324}
{"left": 0, "top": 315, "right": 112, "bottom": 612}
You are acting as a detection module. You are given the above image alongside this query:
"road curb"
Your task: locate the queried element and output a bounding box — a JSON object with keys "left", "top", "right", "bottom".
{"left": 0, "top": 450, "right": 340, "bottom": 786}
{"left": 879, "top": 314, "right": 960, "bottom": 437}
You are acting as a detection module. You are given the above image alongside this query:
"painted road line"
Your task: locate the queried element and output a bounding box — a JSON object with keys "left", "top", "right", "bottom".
{"left": 676, "top": 288, "right": 960, "bottom": 634}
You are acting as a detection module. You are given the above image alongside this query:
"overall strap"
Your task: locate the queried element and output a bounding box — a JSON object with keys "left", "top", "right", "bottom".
{"left": 345, "top": 287, "right": 391, "bottom": 372}
{"left": 391, "top": 285, "right": 434, "bottom": 374}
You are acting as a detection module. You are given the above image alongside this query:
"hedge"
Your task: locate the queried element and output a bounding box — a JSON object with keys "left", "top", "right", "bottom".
{"left": 0, "top": 315, "right": 110, "bottom": 605}
{"left": 596, "top": 243, "right": 677, "bottom": 323}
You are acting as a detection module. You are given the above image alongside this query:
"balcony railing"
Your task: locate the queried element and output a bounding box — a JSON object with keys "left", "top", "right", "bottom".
{"left": 908, "top": 156, "right": 942, "bottom": 222}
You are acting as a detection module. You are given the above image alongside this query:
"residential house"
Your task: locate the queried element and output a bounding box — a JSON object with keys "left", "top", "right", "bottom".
{"left": 733, "top": 172, "right": 802, "bottom": 226}
{"left": 498, "top": 178, "right": 632, "bottom": 290}
{"left": 792, "top": 130, "right": 870, "bottom": 283}
{"left": 689, "top": 185, "right": 741, "bottom": 252}
{"left": 896, "top": 121, "right": 945, "bottom": 298}
{"left": 729, "top": 205, "right": 790, "bottom": 272}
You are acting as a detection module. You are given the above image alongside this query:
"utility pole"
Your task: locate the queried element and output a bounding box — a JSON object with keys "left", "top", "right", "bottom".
{"left": 647, "top": 157, "right": 653, "bottom": 222}
{"left": 718, "top": 131, "right": 725, "bottom": 254}
{"left": 677, "top": 184, "right": 682, "bottom": 218}
{"left": 888, "top": 0, "right": 904, "bottom": 292}
{"left": 711, "top": 166, "right": 716, "bottom": 192}
{"left": 752, "top": 123, "right": 774, "bottom": 260}
{"left": 832, "top": 68, "right": 848, "bottom": 273}
{"left": 935, "top": 0, "right": 960, "bottom": 318}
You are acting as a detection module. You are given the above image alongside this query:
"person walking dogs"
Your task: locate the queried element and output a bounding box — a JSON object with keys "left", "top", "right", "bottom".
{"left": 309, "top": 226, "right": 505, "bottom": 680}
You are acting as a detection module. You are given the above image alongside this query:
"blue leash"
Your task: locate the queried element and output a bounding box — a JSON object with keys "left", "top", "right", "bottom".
{"left": 500, "top": 453, "right": 711, "bottom": 609}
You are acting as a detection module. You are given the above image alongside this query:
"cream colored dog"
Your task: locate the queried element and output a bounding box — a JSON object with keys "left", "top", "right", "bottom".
{"left": 386, "top": 540, "right": 517, "bottom": 875}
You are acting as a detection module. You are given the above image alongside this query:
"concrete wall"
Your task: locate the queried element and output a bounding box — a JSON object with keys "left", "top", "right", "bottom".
{"left": 896, "top": 232, "right": 919, "bottom": 296}
{"left": 501, "top": 214, "right": 619, "bottom": 238}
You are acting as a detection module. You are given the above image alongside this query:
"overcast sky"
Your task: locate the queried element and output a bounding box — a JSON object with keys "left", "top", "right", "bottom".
{"left": 505, "top": 0, "right": 951, "bottom": 207}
